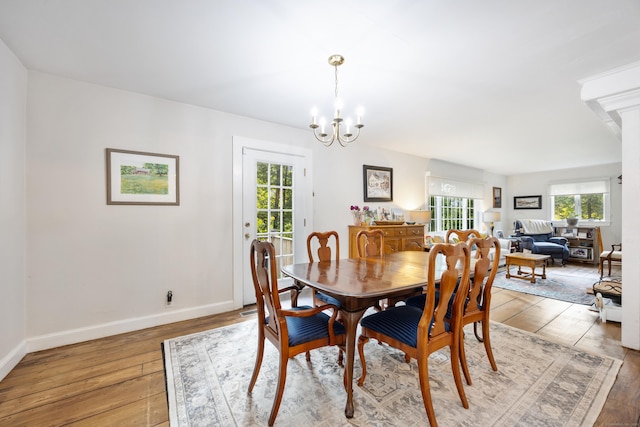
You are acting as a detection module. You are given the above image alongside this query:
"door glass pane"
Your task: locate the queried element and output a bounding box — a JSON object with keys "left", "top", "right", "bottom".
{"left": 256, "top": 160, "right": 294, "bottom": 279}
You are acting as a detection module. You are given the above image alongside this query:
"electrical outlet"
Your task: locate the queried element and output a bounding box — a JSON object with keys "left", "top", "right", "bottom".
{"left": 166, "top": 290, "right": 173, "bottom": 307}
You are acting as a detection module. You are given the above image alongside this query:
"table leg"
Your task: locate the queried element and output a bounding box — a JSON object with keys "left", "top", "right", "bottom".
{"left": 541, "top": 261, "right": 547, "bottom": 279}
{"left": 341, "top": 308, "right": 367, "bottom": 418}
{"left": 506, "top": 261, "right": 511, "bottom": 278}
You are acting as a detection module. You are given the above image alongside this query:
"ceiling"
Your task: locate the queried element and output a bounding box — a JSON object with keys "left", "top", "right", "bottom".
{"left": 1, "top": 0, "right": 639, "bottom": 175}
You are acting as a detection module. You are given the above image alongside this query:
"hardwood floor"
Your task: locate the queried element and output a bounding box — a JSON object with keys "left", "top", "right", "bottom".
{"left": 0, "top": 264, "right": 637, "bottom": 426}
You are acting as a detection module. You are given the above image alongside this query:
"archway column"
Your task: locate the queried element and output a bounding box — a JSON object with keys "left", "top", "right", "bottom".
{"left": 581, "top": 62, "right": 640, "bottom": 350}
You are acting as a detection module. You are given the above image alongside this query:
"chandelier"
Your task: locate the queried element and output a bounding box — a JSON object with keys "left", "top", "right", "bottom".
{"left": 310, "top": 54, "right": 364, "bottom": 147}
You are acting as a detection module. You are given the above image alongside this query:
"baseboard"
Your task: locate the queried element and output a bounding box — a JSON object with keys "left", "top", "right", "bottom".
{"left": 26, "top": 300, "right": 236, "bottom": 353}
{"left": 0, "top": 340, "right": 27, "bottom": 382}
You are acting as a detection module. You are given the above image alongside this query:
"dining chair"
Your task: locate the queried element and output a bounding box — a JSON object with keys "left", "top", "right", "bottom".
{"left": 405, "top": 236, "right": 501, "bottom": 383}
{"left": 356, "top": 229, "right": 385, "bottom": 257}
{"left": 403, "top": 228, "right": 479, "bottom": 312}
{"left": 306, "top": 231, "right": 344, "bottom": 365}
{"left": 307, "top": 231, "right": 341, "bottom": 307}
{"left": 248, "top": 240, "right": 346, "bottom": 426}
{"left": 458, "top": 236, "right": 500, "bottom": 383}
{"left": 357, "top": 242, "right": 472, "bottom": 426}
{"left": 445, "top": 229, "right": 482, "bottom": 244}
{"left": 355, "top": 229, "right": 394, "bottom": 310}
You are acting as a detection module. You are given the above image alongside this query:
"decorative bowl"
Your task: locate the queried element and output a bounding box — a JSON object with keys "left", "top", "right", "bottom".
{"left": 373, "top": 221, "right": 405, "bottom": 226}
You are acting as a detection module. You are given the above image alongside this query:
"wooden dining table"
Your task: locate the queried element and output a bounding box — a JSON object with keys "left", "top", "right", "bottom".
{"left": 282, "top": 250, "right": 453, "bottom": 418}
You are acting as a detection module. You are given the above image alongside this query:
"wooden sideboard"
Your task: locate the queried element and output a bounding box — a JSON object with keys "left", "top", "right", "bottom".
{"left": 348, "top": 224, "right": 425, "bottom": 257}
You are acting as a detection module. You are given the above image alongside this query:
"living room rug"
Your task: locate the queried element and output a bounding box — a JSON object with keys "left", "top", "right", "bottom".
{"left": 492, "top": 268, "right": 598, "bottom": 305}
{"left": 163, "top": 319, "right": 620, "bottom": 426}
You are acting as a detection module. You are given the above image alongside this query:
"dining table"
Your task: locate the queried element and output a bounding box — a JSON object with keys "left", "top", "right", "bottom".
{"left": 281, "top": 250, "right": 457, "bottom": 419}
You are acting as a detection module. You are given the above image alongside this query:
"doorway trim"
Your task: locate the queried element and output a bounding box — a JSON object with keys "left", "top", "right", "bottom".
{"left": 232, "top": 136, "right": 313, "bottom": 308}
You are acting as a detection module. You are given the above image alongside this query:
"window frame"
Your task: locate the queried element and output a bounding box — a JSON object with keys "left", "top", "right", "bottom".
{"left": 548, "top": 178, "right": 611, "bottom": 226}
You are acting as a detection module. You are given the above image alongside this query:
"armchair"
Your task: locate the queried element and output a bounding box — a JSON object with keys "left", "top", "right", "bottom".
{"left": 515, "top": 219, "right": 569, "bottom": 265}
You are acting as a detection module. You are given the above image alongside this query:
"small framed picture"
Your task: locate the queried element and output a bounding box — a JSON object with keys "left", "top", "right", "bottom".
{"left": 513, "top": 195, "right": 542, "bottom": 210}
{"left": 363, "top": 165, "right": 393, "bottom": 202}
{"left": 493, "top": 187, "right": 502, "bottom": 208}
{"left": 106, "top": 148, "right": 180, "bottom": 205}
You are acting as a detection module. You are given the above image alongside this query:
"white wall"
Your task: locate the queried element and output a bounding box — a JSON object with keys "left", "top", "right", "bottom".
{"left": 0, "top": 39, "right": 27, "bottom": 379}
{"left": 506, "top": 163, "right": 622, "bottom": 245}
{"left": 23, "top": 72, "right": 436, "bottom": 353}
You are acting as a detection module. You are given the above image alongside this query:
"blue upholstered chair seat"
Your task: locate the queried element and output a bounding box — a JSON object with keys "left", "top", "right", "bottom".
{"left": 267, "top": 306, "right": 345, "bottom": 346}
{"left": 405, "top": 290, "right": 472, "bottom": 318}
{"left": 314, "top": 292, "right": 341, "bottom": 307}
{"left": 360, "top": 306, "right": 450, "bottom": 348}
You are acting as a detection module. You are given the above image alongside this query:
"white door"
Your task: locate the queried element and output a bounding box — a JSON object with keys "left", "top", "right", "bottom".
{"left": 233, "top": 137, "right": 311, "bottom": 306}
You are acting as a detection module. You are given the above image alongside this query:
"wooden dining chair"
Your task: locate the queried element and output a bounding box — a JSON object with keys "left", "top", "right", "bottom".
{"left": 355, "top": 229, "right": 393, "bottom": 310}
{"left": 357, "top": 242, "right": 472, "bottom": 426}
{"left": 307, "top": 231, "right": 341, "bottom": 307}
{"left": 405, "top": 236, "right": 500, "bottom": 383}
{"left": 248, "top": 240, "right": 346, "bottom": 426}
{"left": 306, "top": 231, "right": 344, "bottom": 365}
{"left": 355, "top": 229, "right": 385, "bottom": 257}
{"left": 458, "top": 236, "right": 500, "bottom": 384}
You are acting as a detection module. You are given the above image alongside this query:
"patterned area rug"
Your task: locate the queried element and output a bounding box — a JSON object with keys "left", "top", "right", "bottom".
{"left": 492, "top": 268, "right": 599, "bottom": 305}
{"left": 163, "top": 319, "right": 620, "bottom": 426}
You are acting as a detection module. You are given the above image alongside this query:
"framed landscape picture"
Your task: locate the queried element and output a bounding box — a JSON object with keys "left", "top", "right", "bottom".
{"left": 363, "top": 165, "right": 393, "bottom": 202}
{"left": 106, "top": 148, "right": 180, "bottom": 205}
{"left": 513, "top": 195, "right": 542, "bottom": 210}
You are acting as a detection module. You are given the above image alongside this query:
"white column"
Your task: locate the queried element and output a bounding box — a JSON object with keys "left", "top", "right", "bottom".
{"left": 581, "top": 61, "right": 640, "bottom": 350}
{"left": 620, "top": 108, "right": 640, "bottom": 349}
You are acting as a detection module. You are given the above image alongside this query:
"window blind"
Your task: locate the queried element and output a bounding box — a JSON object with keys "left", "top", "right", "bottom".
{"left": 548, "top": 179, "right": 610, "bottom": 196}
{"left": 426, "top": 175, "right": 483, "bottom": 200}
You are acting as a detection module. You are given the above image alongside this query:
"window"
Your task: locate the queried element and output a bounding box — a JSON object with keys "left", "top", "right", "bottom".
{"left": 428, "top": 196, "right": 478, "bottom": 232}
{"left": 549, "top": 179, "right": 610, "bottom": 223}
{"left": 425, "top": 174, "right": 483, "bottom": 232}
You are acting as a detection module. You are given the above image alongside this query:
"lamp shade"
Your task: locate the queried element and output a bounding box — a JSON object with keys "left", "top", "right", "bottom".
{"left": 483, "top": 211, "right": 501, "bottom": 223}
{"left": 410, "top": 210, "right": 431, "bottom": 224}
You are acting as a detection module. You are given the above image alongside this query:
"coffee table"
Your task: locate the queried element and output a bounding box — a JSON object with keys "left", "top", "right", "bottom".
{"left": 505, "top": 253, "right": 551, "bottom": 283}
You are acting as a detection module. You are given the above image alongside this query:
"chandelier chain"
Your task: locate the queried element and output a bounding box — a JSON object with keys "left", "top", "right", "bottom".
{"left": 334, "top": 64, "right": 339, "bottom": 100}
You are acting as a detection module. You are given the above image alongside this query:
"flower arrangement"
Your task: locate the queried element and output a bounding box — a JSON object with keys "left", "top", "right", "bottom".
{"left": 350, "top": 205, "right": 374, "bottom": 225}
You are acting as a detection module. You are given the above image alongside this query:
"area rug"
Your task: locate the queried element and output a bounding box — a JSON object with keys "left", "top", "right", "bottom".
{"left": 163, "top": 319, "right": 621, "bottom": 426}
{"left": 492, "top": 268, "right": 598, "bottom": 305}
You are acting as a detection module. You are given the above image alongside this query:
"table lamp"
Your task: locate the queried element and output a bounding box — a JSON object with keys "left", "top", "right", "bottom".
{"left": 410, "top": 210, "right": 431, "bottom": 231}
{"left": 483, "top": 211, "right": 501, "bottom": 236}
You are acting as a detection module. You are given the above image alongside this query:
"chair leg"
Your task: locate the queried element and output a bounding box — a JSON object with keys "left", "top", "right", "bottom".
{"left": 337, "top": 348, "right": 344, "bottom": 367}
{"left": 459, "top": 332, "right": 472, "bottom": 386}
{"left": 248, "top": 335, "right": 265, "bottom": 393}
{"left": 481, "top": 319, "right": 498, "bottom": 372}
{"left": 305, "top": 351, "right": 311, "bottom": 362}
{"left": 473, "top": 321, "right": 484, "bottom": 342}
{"left": 356, "top": 335, "right": 370, "bottom": 386}
{"left": 417, "top": 356, "right": 438, "bottom": 427}
{"left": 450, "top": 339, "right": 469, "bottom": 409}
{"left": 268, "top": 352, "right": 289, "bottom": 426}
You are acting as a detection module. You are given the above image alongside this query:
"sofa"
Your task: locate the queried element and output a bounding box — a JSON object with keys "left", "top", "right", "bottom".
{"left": 514, "top": 219, "right": 569, "bottom": 264}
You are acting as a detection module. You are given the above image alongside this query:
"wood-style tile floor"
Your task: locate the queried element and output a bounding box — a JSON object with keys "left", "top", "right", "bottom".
{"left": 0, "top": 264, "right": 637, "bottom": 426}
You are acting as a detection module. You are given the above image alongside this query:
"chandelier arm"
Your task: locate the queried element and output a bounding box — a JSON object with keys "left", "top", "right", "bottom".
{"left": 335, "top": 121, "right": 361, "bottom": 147}
{"left": 312, "top": 126, "right": 337, "bottom": 146}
